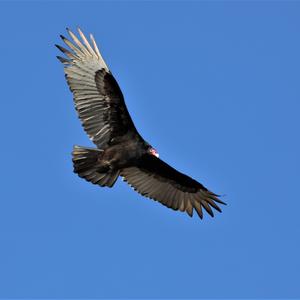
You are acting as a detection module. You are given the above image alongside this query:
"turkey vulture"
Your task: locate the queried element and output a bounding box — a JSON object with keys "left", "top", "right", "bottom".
{"left": 56, "top": 28, "right": 225, "bottom": 219}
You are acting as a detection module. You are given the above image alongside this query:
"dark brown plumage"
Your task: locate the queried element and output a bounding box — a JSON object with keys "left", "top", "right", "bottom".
{"left": 56, "top": 28, "right": 225, "bottom": 219}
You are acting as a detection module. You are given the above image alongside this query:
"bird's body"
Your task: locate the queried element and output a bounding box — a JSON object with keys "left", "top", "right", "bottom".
{"left": 97, "top": 138, "right": 148, "bottom": 170}
{"left": 56, "top": 28, "right": 225, "bottom": 218}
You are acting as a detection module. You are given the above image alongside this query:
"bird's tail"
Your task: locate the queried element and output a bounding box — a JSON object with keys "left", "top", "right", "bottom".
{"left": 72, "top": 145, "right": 120, "bottom": 188}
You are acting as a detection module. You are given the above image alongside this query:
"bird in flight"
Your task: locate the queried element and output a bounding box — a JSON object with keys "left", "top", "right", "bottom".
{"left": 56, "top": 28, "right": 225, "bottom": 219}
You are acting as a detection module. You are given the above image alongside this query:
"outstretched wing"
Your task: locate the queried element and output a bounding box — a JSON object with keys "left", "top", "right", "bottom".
{"left": 121, "top": 154, "right": 225, "bottom": 218}
{"left": 56, "top": 28, "right": 140, "bottom": 149}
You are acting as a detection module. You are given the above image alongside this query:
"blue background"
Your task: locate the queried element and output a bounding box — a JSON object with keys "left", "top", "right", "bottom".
{"left": 0, "top": 1, "right": 299, "bottom": 298}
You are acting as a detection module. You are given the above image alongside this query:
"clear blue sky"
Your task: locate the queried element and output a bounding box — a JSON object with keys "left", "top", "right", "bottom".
{"left": 0, "top": 1, "right": 300, "bottom": 298}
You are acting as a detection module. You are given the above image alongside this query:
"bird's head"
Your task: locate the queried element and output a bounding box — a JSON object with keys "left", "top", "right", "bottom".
{"left": 148, "top": 147, "right": 159, "bottom": 158}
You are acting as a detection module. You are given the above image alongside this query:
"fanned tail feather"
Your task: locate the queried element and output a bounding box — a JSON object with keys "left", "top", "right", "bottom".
{"left": 72, "top": 146, "right": 119, "bottom": 188}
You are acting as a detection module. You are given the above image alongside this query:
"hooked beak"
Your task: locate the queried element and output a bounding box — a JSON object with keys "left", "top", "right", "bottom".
{"left": 150, "top": 148, "right": 159, "bottom": 158}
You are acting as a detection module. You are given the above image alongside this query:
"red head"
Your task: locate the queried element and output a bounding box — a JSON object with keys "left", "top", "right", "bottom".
{"left": 149, "top": 147, "right": 159, "bottom": 158}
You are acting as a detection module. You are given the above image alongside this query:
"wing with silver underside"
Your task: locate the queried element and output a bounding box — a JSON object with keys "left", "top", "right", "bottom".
{"left": 121, "top": 155, "right": 225, "bottom": 218}
{"left": 56, "top": 28, "right": 139, "bottom": 149}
